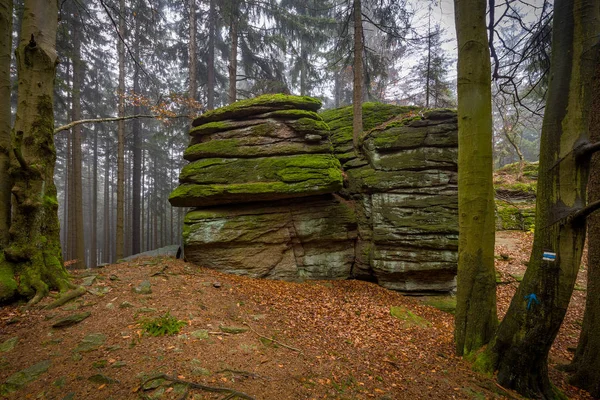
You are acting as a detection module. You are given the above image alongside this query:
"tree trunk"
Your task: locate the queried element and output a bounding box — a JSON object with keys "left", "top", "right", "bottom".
{"left": 0, "top": 0, "right": 12, "bottom": 248}
{"left": 103, "top": 135, "right": 110, "bottom": 263}
{"left": 188, "top": 0, "right": 197, "bottom": 109}
{"left": 116, "top": 0, "right": 126, "bottom": 260}
{"left": 482, "top": 1, "right": 600, "bottom": 397}
{"left": 0, "top": 0, "right": 70, "bottom": 304}
{"left": 228, "top": 0, "right": 238, "bottom": 104}
{"left": 453, "top": 0, "right": 497, "bottom": 357}
{"left": 131, "top": 17, "right": 141, "bottom": 256}
{"left": 352, "top": 0, "right": 363, "bottom": 153}
{"left": 569, "top": 57, "right": 600, "bottom": 399}
{"left": 425, "top": 9, "right": 431, "bottom": 108}
{"left": 207, "top": 0, "right": 215, "bottom": 110}
{"left": 70, "top": 13, "right": 86, "bottom": 269}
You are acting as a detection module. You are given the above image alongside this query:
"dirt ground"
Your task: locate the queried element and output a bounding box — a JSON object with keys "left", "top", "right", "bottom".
{"left": 0, "top": 231, "right": 593, "bottom": 400}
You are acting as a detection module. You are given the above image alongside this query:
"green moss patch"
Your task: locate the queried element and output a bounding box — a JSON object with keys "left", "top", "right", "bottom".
{"left": 192, "top": 94, "right": 322, "bottom": 126}
{"left": 179, "top": 154, "right": 342, "bottom": 185}
{"left": 390, "top": 306, "right": 430, "bottom": 328}
{"left": 140, "top": 312, "right": 187, "bottom": 337}
{"left": 495, "top": 200, "right": 535, "bottom": 231}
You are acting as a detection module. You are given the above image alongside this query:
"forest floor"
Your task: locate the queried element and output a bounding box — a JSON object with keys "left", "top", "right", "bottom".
{"left": 0, "top": 231, "right": 593, "bottom": 400}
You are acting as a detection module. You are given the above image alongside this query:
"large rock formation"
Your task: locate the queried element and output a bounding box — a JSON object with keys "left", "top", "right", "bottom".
{"left": 170, "top": 95, "right": 458, "bottom": 293}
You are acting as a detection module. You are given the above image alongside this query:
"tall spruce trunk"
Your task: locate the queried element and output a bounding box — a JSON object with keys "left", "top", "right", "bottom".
{"left": 0, "top": 0, "right": 71, "bottom": 304}
{"left": 207, "top": 0, "right": 215, "bottom": 110}
{"left": 453, "top": 0, "right": 497, "bottom": 356}
{"left": 482, "top": 1, "right": 600, "bottom": 397}
{"left": 188, "top": 0, "right": 197, "bottom": 109}
{"left": 228, "top": 0, "right": 238, "bottom": 104}
{"left": 352, "top": 0, "right": 363, "bottom": 153}
{"left": 70, "top": 14, "right": 86, "bottom": 269}
{"left": 0, "top": 0, "right": 12, "bottom": 249}
{"left": 131, "top": 17, "right": 141, "bottom": 256}
{"left": 116, "top": 0, "right": 126, "bottom": 260}
{"left": 569, "top": 60, "right": 600, "bottom": 398}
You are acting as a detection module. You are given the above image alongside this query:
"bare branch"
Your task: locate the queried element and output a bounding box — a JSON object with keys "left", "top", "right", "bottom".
{"left": 53, "top": 114, "right": 189, "bottom": 135}
{"left": 567, "top": 200, "right": 600, "bottom": 225}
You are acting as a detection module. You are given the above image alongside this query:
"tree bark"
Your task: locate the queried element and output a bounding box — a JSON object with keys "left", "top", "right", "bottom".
{"left": 116, "top": 0, "right": 126, "bottom": 260}
{"left": 131, "top": 17, "right": 141, "bottom": 256}
{"left": 228, "top": 0, "right": 238, "bottom": 104}
{"left": 207, "top": 0, "right": 215, "bottom": 110}
{"left": 0, "top": 0, "right": 12, "bottom": 248}
{"left": 482, "top": 1, "right": 600, "bottom": 397}
{"left": 188, "top": 0, "right": 197, "bottom": 110}
{"left": 569, "top": 53, "right": 600, "bottom": 399}
{"left": 70, "top": 12, "right": 86, "bottom": 269}
{"left": 0, "top": 0, "right": 71, "bottom": 304}
{"left": 103, "top": 134, "right": 110, "bottom": 262}
{"left": 352, "top": 0, "right": 363, "bottom": 153}
{"left": 453, "top": 0, "right": 497, "bottom": 357}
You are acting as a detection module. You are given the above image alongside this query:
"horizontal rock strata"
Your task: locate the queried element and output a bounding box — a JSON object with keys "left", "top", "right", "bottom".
{"left": 170, "top": 96, "right": 458, "bottom": 293}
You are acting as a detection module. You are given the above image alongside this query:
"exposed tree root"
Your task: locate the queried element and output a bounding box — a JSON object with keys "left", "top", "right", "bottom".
{"left": 44, "top": 286, "right": 86, "bottom": 310}
{"left": 243, "top": 322, "right": 303, "bottom": 354}
{"left": 138, "top": 373, "right": 255, "bottom": 400}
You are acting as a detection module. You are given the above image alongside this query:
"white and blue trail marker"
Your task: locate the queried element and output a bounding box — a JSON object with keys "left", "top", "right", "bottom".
{"left": 542, "top": 251, "right": 556, "bottom": 262}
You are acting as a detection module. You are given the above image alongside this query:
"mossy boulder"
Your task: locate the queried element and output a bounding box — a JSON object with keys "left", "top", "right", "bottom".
{"left": 495, "top": 200, "right": 536, "bottom": 231}
{"left": 192, "top": 94, "right": 322, "bottom": 126}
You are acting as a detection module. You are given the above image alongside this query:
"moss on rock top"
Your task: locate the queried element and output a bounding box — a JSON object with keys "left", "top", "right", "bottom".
{"left": 192, "top": 94, "right": 322, "bottom": 127}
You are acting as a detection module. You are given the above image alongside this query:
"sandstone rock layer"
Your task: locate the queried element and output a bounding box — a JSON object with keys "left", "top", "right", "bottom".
{"left": 170, "top": 95, "right": 458, "bottom": 293}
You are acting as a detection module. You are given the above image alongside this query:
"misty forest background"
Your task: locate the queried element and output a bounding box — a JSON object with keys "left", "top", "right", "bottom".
{"left": 6, "top": 0, "right": 547, "bottom": 268}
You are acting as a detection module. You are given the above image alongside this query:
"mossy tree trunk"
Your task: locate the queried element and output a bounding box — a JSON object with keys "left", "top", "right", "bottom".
{"left": 0, "top": 0, "right": 71, "bottom": 304}
{"left": 569, "top": 59, "right": 600, "bottom": 398}
{"left": 482, "top": 1, "right": 600, "bottom": 397}
{"left": 0, "top": 0, "right": 12, "bottom": 248}
{"left": 453, "top": 0, "right": 497, "bottom": 356}
{"left": 352, "top": 0, "right": 363, "bottom": 153}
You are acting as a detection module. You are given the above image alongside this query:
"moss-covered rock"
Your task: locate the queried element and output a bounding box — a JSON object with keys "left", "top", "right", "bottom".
{"left": 495, "top": 200, "right": 536, "bottom": 231}
{"left": 184, "top": 136, "right": 332, "bottom": 161}
{"left": 192, "top": 94, "right": 322, "bottom": 126}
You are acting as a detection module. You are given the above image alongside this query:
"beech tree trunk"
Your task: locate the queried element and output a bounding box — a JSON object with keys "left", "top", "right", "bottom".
{"left": 352, "top": 0, "right": 363, "bottom": 153}
{"left": 569, "top": 58, "right": 600, "bottom": 398}
{"left": 453, "top": 0, "right": 497, "bottom": 356}
{"left": 0, "top": 0, "right": 71, "bottom": 304}
{"left": 0, "top": 0, "right": 12, "bottom": 248}
{"left": 482, "top": 1, "right": 600, "bottom": 397}
{"left": 116, "top": 0, "right": 126, "bottom": 260}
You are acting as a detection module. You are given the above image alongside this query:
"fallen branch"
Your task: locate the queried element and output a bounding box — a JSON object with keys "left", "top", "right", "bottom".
{"left": 242, "top": 322, "right": 303, "bottom": 354}
{"left": 138, "top": 373, "right": 255, "bottom": 400}
{"left": 44, "top": 286, "right": 86, "bottom": 310}
{"left": 216, "top": 369, "right": 267, "bottom": 380}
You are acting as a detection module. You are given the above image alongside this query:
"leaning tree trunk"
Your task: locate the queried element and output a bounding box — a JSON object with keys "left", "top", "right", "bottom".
{"left": 352, "top": 0, "right": 363, "bottom": 153}
{"left": 569, "top": 58, "right": 600, "bottom": 398}
{"left": 481, "top": 1, "right": 600, "bottom": 397}
{"left": 0, "top": 0, "right": 12, "bottom": 249}
{"left": 453, "top": 0, "right": 497, "bottom": 356}
{"left": 0, "top": 0, "right": 71, "bottom": 304}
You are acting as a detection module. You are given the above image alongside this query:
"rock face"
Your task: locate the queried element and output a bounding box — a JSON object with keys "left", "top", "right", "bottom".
{"left": 170, "top": 95, "right": 458, "bottom": 293}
